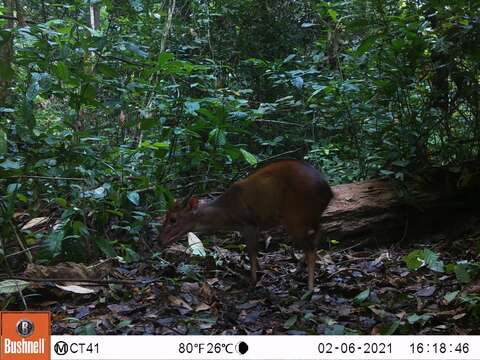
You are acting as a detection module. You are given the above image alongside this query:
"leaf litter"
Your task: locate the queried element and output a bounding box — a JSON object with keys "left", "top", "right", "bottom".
{"left": 9, "top": 224, "right": 480, "bottom": 335}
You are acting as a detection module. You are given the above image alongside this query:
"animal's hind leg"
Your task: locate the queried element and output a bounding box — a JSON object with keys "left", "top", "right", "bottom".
{"left": 242, "top": 226, "right": 260, "bottom": 286}
{"left": 287, "top": 220, "right": 318, "bottom": 290}
{"left": 292, "top": 228, "right": 316, "bottom": 273}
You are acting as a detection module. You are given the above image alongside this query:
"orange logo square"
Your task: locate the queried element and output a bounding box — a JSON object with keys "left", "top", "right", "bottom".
{"left": 0, "top": 311, "right": 50, "bottom": 360}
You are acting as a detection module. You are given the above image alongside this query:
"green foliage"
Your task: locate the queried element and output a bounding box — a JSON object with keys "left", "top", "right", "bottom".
{"left": 446, "top": 261, "right": 480, "bottom": 284}
{"left": 1, "top": 0, "right": 479, "bottom": 267}
{"left": 404, "top": 249, "right": 444, "bottom": 272}
{"left": 354, "top": 289, "right": 370, "bottom": 304}
{"left": 0, "top": 280, "right": 30, "bottom": 294}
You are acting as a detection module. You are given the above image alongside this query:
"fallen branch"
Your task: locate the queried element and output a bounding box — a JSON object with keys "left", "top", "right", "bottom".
{"left": 0, "top": 276, "right": 163, "bottom": 286}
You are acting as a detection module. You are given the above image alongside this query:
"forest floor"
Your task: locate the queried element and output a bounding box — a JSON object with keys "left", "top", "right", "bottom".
{"left": 24, "top": 216, "right": 480, "bottom": 335}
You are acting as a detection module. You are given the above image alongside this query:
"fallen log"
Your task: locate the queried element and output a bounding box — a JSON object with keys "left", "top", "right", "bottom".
{"left": 320, "top": 170, "right": 479, "bottom": 246}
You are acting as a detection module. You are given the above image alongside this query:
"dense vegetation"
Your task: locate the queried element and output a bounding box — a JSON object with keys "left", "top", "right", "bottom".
{"left": 1, "top": 0, "right": 479, "bottom": 334}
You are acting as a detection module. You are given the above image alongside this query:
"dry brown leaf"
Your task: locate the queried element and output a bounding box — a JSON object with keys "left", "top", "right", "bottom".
{"left": 168, "top": 295, "right": 193, "bottom": 310}
{"left": 55, "top": 284, "right": 96, "bottom": 294}
{"left": 21, "top": 217, "right": 49, "bottom": 230}
{"left": 200, "top": 282, "right": 215, "bottom": 304}
{"left": 195, "top": 303, "right": 211, "bottom": 312}
{"left": 165, "top": 244, "right": 187, "bottom": 254}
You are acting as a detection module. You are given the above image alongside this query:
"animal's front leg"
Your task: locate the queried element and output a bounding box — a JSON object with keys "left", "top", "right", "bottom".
{"left": 243, "top": 226, "right": 260, "bottom": 286}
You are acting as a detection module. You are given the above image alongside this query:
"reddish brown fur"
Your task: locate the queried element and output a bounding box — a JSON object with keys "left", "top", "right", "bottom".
{"left": 161, "top": 160, "right": 333, "bottom": 289}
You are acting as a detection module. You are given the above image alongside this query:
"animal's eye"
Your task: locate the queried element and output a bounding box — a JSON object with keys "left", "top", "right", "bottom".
{"left": 169, "top": 217, "right": 177, "bottom": 224}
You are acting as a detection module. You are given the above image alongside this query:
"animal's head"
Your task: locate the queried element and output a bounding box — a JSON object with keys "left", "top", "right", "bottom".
{"left": 160, "top": 195, "right": 200, "bottom": 246}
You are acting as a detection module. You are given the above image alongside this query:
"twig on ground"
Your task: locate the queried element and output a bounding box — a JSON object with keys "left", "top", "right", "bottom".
{"left": 9, "top": 221, "right": 33, "bottom": 263}
{"left": 0, "top": 276, "right": 163, "bottom": 286}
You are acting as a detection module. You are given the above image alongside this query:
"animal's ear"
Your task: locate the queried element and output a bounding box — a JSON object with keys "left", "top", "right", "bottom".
{"left": 180, "top": 187, "right": 196, "bottom": 208}
{"left": 188, "top": 196, "right": 199, "bottom": 210}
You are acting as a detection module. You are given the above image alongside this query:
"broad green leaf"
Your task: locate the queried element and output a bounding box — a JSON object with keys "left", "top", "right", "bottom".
{"left": 72, "top": 220, "right": 89, "bottom": 237}
{"left": 197, "top": 108, "right": 218, "bottom": 122}
{"left": 127, "top": 191, "right": 140, "bottom": 206}
{"left": 327, "top": 9, "right": 337, "bottom": 21}
{"left": 157, "top": 52, "right": 174, "bottom": 68}
{"left": 177, "top": 263, "right": 202, "bottom": 281}
{"left": 124, "top": 42, "right": 148, "bottom": 58}
{"left": 152, "top": 142, "right": 169, "bottom": 149}
{"left": 325, "top": 324, "right": 345, "bottom": 335}
{"left": 403, "top": 250, "right": 425, "bottom": 271}
{"left": 423, "top": 249, "right": 444, "bottom": 272}
{"left": 95, "top": 238, "right": 117, "bottom": 258}
{"left": 283, "top": 315, "right": 298, "bottom": 329}
{"left": 354, "top": 288, "right": 370, "bottom": 304}
{"left": 6, "top": 183, "right": 20, "bottom": 193}
{"left": 74, "top": 322, "right": 96, "bottom": 335}
{"left": 341, "top": 81, "right": 360, "bottom": 92}
{"left": 455, "top": 262, "right": 472, "bottom": 283}
{"left": 0, "top": 29, "right": 13, "bottom": 46}
{"left": 443, "top": 290, "right": 459, "bottom": 304}
{"left": 356, "top": 36, "right": 376, "bottom": 56}
{"left": 0, "top": 280, "right": 30, "bottom": 294}
{"left": 16, "top": 193, "right": 28, "bottom": 202}
{"left": 19, "top": 99, "right": 35, "bottom": 128}
{"left": 140, "top": 117, "right": 156, "bottom": 130}
{"left": 240, "top": 149, "right": 257, "bottom": 165}
{"left": 54, "top": 61, "right": 69, "bottom": 81}
{"left": 407, "top": 313, "right": 432, "bottom": 325}
{"left": 139, "top": 140, "right": 169, "bottom": 150}
{"left": 96, "top": 63, "right": 118, "bottom": 77}
{"left": 55, "top": 197, "right": 67, "bottom": 207}
{"left": 0, "top": 159, "right": 21, "bottom": 169}
{"left": 404, "top": 249, "right": 444, "bottom": 272}
{"left": 47, "top": 229, "right": 65, "bottom": 255}
{"left": 380, "top": 320, "right": 400, "bottom": 335}
{"left": 407, "top": 313, "right": 420, "bottom": 324}
{"left": 307, "top": 85, "right": 327, "bottom": 102}
{"left": 209, "top": 128, "right": 226, "bottom": 146}
{"left": 123, "top": 247, "right": 140, "bottom": 263}
{"left": 117, "top": 320, "right": 132, "bottom": 329}
{"left": 80, "top": 83, "right": 96, "bottom": 102}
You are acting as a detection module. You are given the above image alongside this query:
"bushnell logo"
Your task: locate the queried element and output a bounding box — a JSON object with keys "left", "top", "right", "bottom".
{"left": 15, "top": 319, "right": 35, "bottom": 337}
{"left": 1, "top": 311, "right": 50, "bottom": 360}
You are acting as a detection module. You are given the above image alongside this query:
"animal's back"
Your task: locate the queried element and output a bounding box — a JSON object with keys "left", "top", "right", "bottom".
{"left": 233, "top": 160, "right": 333, "bottom": 233}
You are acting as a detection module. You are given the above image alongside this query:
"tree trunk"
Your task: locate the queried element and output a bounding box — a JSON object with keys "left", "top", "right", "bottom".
{"left": 160, "top": 0, "right": 176, "bottom": 53}
{"left": 15, "top": 0, "right": 25, "bottom": 26}
{"left": 0, "top": 0, "right": 15, "bottom": 105}
{"left": 90, "top": 1, "right": 101, "bottom": 30}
